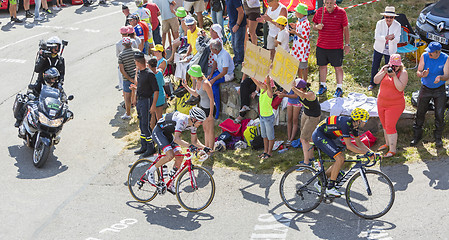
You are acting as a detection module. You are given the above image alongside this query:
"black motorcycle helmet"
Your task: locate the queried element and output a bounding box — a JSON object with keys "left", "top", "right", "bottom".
{"left": 43, "top": 67, "right": 60, "bottom": 86}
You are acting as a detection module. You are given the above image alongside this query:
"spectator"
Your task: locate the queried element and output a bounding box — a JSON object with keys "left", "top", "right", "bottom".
{"left": 153, "top": 44, "right": 167, "bottom": 72}
{"left": 34, "top": 0, "right": 48, "bottom": 21}
{"left": 290, "top": 3, "right": 310, "bottom": 81}
{"left": 373, "top": 54, "right": 408, "bottom": 157}
{"left": 153, "top": 0, "right": 179, "bottom": 50}
{"left": 175, "top": 7, "right": 188, "bottom": 37}
{"left": 116, "top": 26, "right": 139, "bottom": 90}
{"left": 127, "top": 25, "right": 142, "bottom": 51}
{"left": 226, "top": 0, "right": 247, "bottom": 65}
{"left": 275, "top": 79, "right": 302, "bottom": 147}
{"left": 148, "top": 56, "right": 166, "bottom": 129}
{"left": 135, "top": 0, "right": 154, "bottom": 52}
{"left": 24, "top": 0, "right": 34, "bottom": 18}
{"left": 118, "top": 37, "right": 140, "bottom": 120}
{"left": 132, "top": 52, "right": 159, "bottom": 157}
{"left": 235, "top": 76, "right": 257, "bottom": 123}
{"left": 122, "top": 4, "right": 131, "bottom": 26}
{"left": 312, "top": 0, "right": 350, "bottom": 98}
{"left": 251, "top": 77, "right": 276, "bottom": 160}
{"left": 182, "top": 65, "right": 215, "bottom": 149}
{"left": 9, "top": 0, "right": 23, "bottom": 23}
{"left": 208, "top": 39, "right": 235, "bottom": 119}
{"left": 257, "top": 0, "right": 287, "bottom": 60}
{"left": 210, "top": 0, "right": 225, "bottom": 41}
{"left": 243, "top": 0, "right": 261, "bottom": 45}
{"left": 174, "top": 16, "right": 198, "bottom": 82}
{"left": 411, "top": 42, "right": 449, "bottom": 148}
{"left": 184, "top": 0, "right": 205, "bottom": 28}
{"left": 368, "top": 6, "right": 401, "bottom": 91}
{"left": 144, "top": 0, "right": 162, "bottom": 45}
{"left": 206, "top": 24, "right": 223, "bottom": 74}
{"left": 128, "top": 14, "right": 147, "bottom": 53}
{"left": 291, "top": 79, "right": 321, "bottom": 165}
{"left": 274, "top": 16, "right": 289, "bottom": 51}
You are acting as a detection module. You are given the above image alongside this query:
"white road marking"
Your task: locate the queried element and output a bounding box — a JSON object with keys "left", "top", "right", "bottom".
{"left": 251, "top": 213, "right": 293, "bottom": 240}
{"left": 0, "top": 58, "right": 26, "bottom": 63}
{"left": 35, "top": 25, "right": 100, "bottom": 32}
{"left": 0, "top": 32, "right": 49, "bottom": 51}
{"left": 74, "top": 10, "right": 121, "bottom": 24}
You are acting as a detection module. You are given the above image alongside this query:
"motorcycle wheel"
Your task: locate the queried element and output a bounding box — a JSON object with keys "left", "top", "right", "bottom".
{"left": 33, "top": 137, "right": 50, "bottom": 168}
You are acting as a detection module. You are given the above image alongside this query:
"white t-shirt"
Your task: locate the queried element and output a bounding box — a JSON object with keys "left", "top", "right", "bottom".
{"left": 276, "top": 28, "right": 290, "bottom": 52}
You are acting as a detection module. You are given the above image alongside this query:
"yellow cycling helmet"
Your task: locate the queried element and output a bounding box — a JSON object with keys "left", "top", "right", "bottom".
{"left": 351, "top": 108, "right": 369, "bottom": 121}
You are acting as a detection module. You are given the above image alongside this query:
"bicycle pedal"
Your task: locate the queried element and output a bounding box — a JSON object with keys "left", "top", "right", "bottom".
{"left": 156, "top": 182, "right": 167, "bottom": 195}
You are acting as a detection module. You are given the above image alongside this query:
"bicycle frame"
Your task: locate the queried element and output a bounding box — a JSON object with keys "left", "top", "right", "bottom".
{"left": 139, "top": 151, "right": 198, "bottom": 191}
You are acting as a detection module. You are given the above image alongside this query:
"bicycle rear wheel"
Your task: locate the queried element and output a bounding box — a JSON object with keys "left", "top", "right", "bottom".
{"left": 279, "top": 165, "right": 325, "bottom": 213}
{"left": 345, "top": 169, "right": 395, "bottom": 219}
{"left": 128, "top": 159, "right": 160, "bottom": 203}
{"left": 176, "top": 165, "right": 215, "bottom": 212}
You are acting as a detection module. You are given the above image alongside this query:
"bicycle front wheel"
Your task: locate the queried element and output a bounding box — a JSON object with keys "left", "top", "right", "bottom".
{"left": 345, "top": 169, "right": 395, "bottom": 219}
{"left": 279, "top": 165, "right": 325, "bottom": 213}
{"left": 128, "top": 159, "right": 160, "bottom": 203}
{"left": 176, "top": 165, "right": 215, "bottom": 212}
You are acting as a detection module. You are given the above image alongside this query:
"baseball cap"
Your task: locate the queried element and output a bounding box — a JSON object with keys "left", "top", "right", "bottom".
{"left": 122, "top": 3, "right": 128, "bottom": 10}
{"left": 388, "top": 54, "right": 402, "bottom": 66}
{"left": 295, "top": 3, "right": 308, "bottom": 15}
{"left": 211, "top": 24, "right": 223, "bottom": 39}
{"left": 295, "top": 78, "right": 307, "bottom": 89}
{"left": 135, "top": 0, "right": 143, "bottom": 7}
{"left": 274, "top": 16, "right": 288, "bottom": 26}
{"left": 187, "top": 65, "right": 203, "bottom": 78}
{"left": 134, "top": 51, "right": 145, "bottom": 59}
{"left": 426, "top": 41, "right": 442, "bottom": 53}
{"left": 175, "top": 7, "right": 187, "bottom": 18}
{"left": 184, "top": 16, "right": 195, "bottom": 26}
{"left": 127, "top": 13, "right": 139, "bottom": 20}
{"left": 126, "top": 25, "right": 135, "bottom": 34}
{"left": 122, "top": 37, "right": 131, "bottom": 45}
{"left": 151, "top": 44, "right": 164, "bottom": 52}
{"left": 120, "top": 26, "right": 128, "bottom": 34}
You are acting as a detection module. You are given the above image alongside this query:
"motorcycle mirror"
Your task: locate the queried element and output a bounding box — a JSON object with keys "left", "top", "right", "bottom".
{"left": 68, "top": 95, "right": 74, "bottom": 101}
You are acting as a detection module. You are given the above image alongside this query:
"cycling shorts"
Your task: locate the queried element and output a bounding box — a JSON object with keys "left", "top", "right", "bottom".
{"left": 152, "top": 125, "right": 182, "bottom": 154}
{"left": 312, "top": 129, "right": 344, "bottom": 159}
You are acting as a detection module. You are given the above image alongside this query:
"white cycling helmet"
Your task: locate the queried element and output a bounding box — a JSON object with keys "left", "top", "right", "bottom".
{"left": 189, "top": 107, "right": 207, "bottom": 122}
{"left": 47, "top": 36, "right": 62, "bottom": 52}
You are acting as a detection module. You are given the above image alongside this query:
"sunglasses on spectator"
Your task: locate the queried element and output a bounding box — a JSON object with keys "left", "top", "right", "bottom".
{"left": 385, "top": 16, "right": 394, "bottom": 19}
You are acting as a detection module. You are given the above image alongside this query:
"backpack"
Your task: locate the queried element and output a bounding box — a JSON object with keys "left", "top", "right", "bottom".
{"left": 137, "top": 21, "right": 149, "bottom": 43}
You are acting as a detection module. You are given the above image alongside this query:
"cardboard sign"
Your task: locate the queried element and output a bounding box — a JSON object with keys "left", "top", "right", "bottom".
{"left": 241, "top": 41, "right": 271, "bottom": 82}
{"left": 175, "top": 78, "right": 193, "bottom": 114}
{"left": 269, "top": 46, "right": 299, "bottom": 91}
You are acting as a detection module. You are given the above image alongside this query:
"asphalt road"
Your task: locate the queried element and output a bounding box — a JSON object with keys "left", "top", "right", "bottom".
{"left": 1, "top": 3, "right": 449, "bottom": 240}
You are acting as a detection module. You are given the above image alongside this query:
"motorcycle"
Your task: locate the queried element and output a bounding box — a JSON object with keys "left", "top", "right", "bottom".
{"left": 14, "top": 85, "right": 74, "bottom": 168}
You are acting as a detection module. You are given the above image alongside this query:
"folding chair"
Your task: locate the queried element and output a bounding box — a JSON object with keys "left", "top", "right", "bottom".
{"left": 396, "top": 28, "right": 420, "bottom": 69}
{"left": 395, "top": 13, "right": 422, "bottom": 69}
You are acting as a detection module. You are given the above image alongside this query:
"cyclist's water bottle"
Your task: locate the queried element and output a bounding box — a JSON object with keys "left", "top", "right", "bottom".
{"left": 169, "top": 167, "right": 178, "bottom": 178}
{"left": 162, "top": 165, "right": 169, "bottom": 179}
{"left": 313, "top": 160, "right": 320, "bottom": 169}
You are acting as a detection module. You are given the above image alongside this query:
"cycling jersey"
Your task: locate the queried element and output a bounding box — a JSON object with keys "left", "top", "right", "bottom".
{"left": 316, "top": 116, "right": 358, "bottom": 139}
{"left": 313, "top": 116, "right": 358, "bottom": 159}
{"left": 156, "top": 112, "right": 197, "bottom": 135}
{"left": 152, "top": 111, "right": 196, "bottom": 153}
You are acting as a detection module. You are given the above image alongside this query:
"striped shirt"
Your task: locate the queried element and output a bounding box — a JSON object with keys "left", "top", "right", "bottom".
{"left": 118, "top": 47, "right": 139, "bottom": 80}
{"left": 312, "top": 5, "right": 348, "bottom": 49}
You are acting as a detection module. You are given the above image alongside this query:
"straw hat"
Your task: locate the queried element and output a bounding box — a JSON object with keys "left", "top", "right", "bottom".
{"left": 380, "top": 6, "right": 398, "bottom": 17}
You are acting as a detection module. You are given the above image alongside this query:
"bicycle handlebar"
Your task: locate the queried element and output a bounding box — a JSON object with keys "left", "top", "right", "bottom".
{"left": 185, "top": 149, "right": 209, "bottom": 162}
{"left": 356, "top": 154, "right": 380, "bottom": 167}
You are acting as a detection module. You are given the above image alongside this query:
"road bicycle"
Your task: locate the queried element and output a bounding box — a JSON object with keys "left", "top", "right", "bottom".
{"left": 128, "top": 149, "right": 215, "bottom": 212}
{"left": 279, "top": 148, "right": 395, "bottom": 219}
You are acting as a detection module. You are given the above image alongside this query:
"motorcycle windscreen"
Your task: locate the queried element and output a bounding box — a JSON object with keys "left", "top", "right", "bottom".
{"left": 39, "top": 85, "right": 63, "bottom": 118}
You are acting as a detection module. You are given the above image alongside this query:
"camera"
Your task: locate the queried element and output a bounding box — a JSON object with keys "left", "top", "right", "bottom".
{"left": 39, "top": 40, "right": 52, "bottom": 58}
{"left": 387, "top": 67, "right": 393, "bottom": 73}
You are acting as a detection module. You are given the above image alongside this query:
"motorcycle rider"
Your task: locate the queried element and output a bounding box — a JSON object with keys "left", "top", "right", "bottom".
{"left": 14, "top": 36, "right": 66, "bottom": 128}
{"left": 32, "top": 36, "right": 65, "bottom": 95}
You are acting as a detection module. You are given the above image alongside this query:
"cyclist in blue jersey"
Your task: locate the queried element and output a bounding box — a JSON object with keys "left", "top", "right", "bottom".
{"left": 312, "top": 108, "right": 378, "bottom": 196}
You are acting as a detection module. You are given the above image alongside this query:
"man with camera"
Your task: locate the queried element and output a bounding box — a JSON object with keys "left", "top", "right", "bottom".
{"left": 14, "top": 36, "right": 67, "bottom": 128}
{"left": 32, "top": 36, "right": 66, "bottom": 95}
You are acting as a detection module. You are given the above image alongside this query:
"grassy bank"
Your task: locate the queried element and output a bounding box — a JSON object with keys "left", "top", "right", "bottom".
{"left": 121, "top": 0, "right": 448, "bottom": 174}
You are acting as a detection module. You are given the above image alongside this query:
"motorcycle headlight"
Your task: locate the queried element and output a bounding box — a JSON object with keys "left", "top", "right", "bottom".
{"left": 38, "top": 112, "right": 64, "bottom": 127}
{"left": 418, "top": 13, "right": 426, "bottom": 24}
